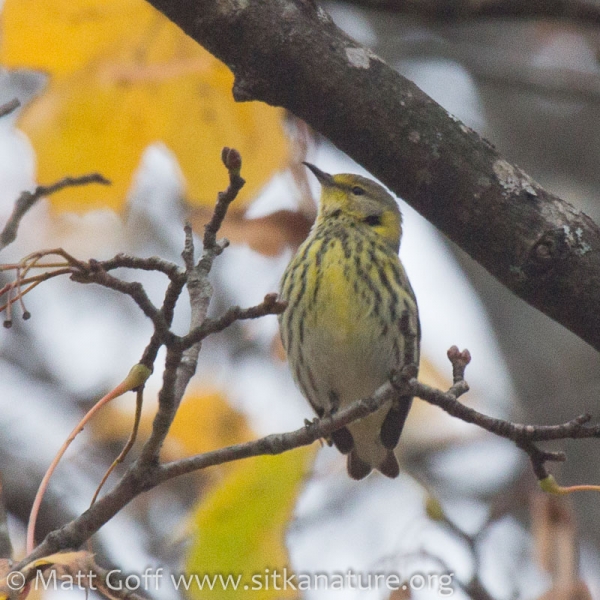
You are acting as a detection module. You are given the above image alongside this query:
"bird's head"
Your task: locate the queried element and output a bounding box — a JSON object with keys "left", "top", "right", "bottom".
{"left": 303, "top": 162, "right": 402, "bottom": 252}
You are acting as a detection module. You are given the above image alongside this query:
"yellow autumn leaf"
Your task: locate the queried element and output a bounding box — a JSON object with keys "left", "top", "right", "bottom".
{"left": 1, "top": 0, "right": 289, "bottom": 212}
{"left": 1, "top": 0, "right": 154, "bottom": 77}
{"left": 168, "top": 390, "right": 253, "bottom": 458}
{"left": 91, "top": 388, "right": 252, "bottom": 462}
{"left": 186, "top": 448, "right": 316, "bottom": 600}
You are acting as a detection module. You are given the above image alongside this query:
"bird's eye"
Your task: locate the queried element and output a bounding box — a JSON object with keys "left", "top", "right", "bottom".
{"left": 351, "top": 186, "right": 365, "bottom": 196}
{"left": 363, "top": 215, "right": 382, "bottom": 227}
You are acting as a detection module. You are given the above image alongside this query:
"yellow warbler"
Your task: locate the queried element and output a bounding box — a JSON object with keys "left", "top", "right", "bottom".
{"left": 279, "top": 163, "right": 420, "bottom": 479}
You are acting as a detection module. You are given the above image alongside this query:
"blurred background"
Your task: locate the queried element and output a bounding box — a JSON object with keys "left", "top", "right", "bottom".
{"left": 1, "top": 0, "right": 600, "bottom": 598}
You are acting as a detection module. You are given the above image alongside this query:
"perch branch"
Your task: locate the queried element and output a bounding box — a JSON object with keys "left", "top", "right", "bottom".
{"left": 19, "top": 343, "right": 600, "bottom": 570}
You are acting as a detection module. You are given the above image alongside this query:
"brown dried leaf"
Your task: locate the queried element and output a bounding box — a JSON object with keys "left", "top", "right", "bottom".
{"left": 188, "top": 206, "right": 313, "bottom": 257}
{"left": 531, "top": 493, "right": 591, "bottom": 599}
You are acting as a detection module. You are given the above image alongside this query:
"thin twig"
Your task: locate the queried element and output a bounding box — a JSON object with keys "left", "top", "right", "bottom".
{"left": 201, "top": 147, "right": 244, "bottom": 255}
{"left": 99, "top": 253, "right": 183, "bottom": 279}
{"left": 0, "top": 174, "right": 110, "bottom": 251}
{"left": 411, "top": 347, "right": 600, "bottom": 479}
{"left": 138, "top": 148, "right": 245, "bottom": 466}
{"left": 69, "top": 261, "right": 175, "bottom": 344}
{"left": 156, "top": 375, "right": 401, "bottom": 482}
{"left": 180, "top": 293, "right": 287, "bottom": 349}
{"left": 25, "top": 367, "right": 148, "bottom": 554}
{"left": 89, "top": 386, "right": 145, "bottom": 509}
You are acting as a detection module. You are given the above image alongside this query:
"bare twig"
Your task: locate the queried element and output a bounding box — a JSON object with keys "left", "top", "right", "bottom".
{"left": 99, "top": 253, "right": 184, "bottom": 279}
{"left": 69, "top": 261, "right": 175, "bottom": 344}
{"left": 410, "top": 347, "right": 600, "bottom": 480}
{"left": 180, "top": 293, "right": 287, "bottom": 349}
{"left": 139, "top": 147, "right": 245, "bottom": 465}
{"left": 201, "top": 147, "right": 245, "bottom": 255}
{"left": 90, "top": 385, "right": 145, "bottom": 508}
{"left": 0, "top": 174, "right": 110, "bottom": 252}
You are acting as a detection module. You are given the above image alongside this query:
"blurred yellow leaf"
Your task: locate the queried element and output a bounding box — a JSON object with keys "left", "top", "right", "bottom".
{"left": 168, "top": 390, "right": 253, "bottom": 458}
{"left": 2, "top": 0, "right": 153, "bottom": 77}
{"left": 91, "top": 388, "right": 252, "bottom": 463}
{"left": 186, "top": 448, "right": 316, "bottom": 600}
{"left": 1, "top": 0, "right": 289, "bottom": 212}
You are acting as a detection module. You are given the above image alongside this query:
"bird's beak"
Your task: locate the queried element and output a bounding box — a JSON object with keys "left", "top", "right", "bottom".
{"left": 303, "top": 162, "right": 334, "bottom": 186}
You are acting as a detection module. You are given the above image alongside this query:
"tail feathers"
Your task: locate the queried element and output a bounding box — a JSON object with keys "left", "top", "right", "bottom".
{"left": 347, "top": 449, "right": 400, "bottom": 480}
{"left": 380, "top": 396, "right": 413, "bottom": 449}
{"left": 330, "top": 426, "right": 354, "bottom": 454}
{"left": 378, "top": 451, "right": 400, "bottom": 478}
{"left": 343, "top": 399, "right": 410, "bottom": 480}
{"left": 347, "top": 451, "right": 372, "bottom": 480}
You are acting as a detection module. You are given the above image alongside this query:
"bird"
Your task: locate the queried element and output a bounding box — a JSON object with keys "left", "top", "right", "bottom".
{"left": 279, "top": 163, "right": 420, "bottom": 479}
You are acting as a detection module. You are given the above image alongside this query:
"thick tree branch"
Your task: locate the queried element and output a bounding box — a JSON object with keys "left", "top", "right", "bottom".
{"left": 142, "top": 0, "right": 600, "bottom": 352}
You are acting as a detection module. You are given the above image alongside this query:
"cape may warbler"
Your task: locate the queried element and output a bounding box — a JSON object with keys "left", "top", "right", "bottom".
{"left": 279, "top": 163, "right": 420, "bottom": 479}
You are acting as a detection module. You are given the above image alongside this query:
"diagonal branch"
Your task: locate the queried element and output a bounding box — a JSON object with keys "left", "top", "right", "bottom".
{"left": 141, "top": 0, "right": 600, "bottom": 353}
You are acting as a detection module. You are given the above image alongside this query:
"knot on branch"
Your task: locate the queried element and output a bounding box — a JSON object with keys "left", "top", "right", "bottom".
{"left": 524, "top": 228, "right": 570, "bottom": 276}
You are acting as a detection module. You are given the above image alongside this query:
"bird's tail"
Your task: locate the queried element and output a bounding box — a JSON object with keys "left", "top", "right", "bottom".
{"left": 347, "top": 448, "right": 399, "bottom": 480}
{"left": 346, "top": 395, "right": 413, "bottom": 480}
